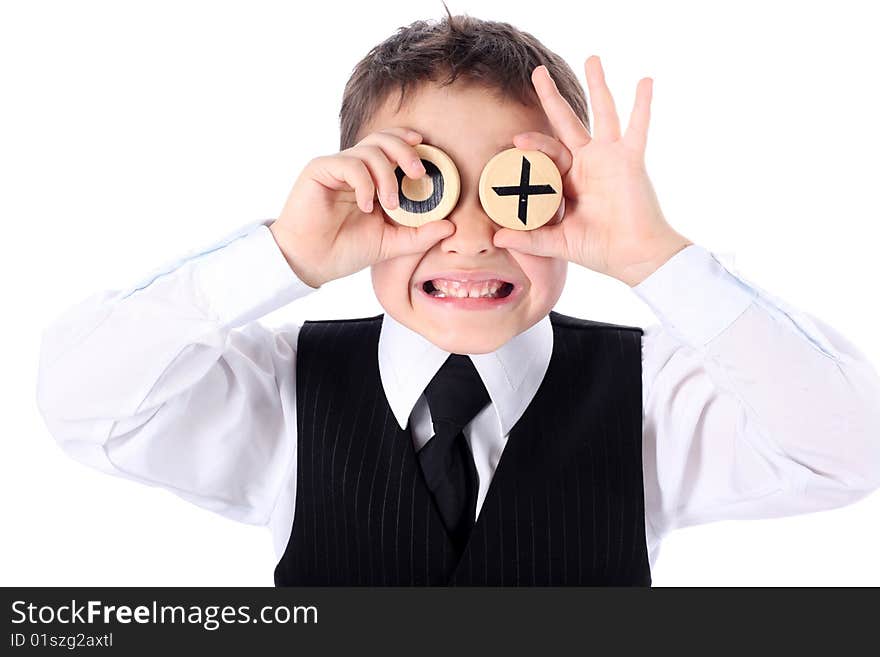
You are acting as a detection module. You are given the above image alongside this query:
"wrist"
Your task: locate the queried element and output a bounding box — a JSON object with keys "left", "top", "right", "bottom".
{"left": 268, "top": 221, "right": 324, "bottom": 289}
{"left": 617, "top": 234, "right": 694, "bottom": 287}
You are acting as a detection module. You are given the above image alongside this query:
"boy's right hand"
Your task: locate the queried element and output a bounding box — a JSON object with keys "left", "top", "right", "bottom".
{"left": 269, "top": 127, "right": 455, "bottom": 288}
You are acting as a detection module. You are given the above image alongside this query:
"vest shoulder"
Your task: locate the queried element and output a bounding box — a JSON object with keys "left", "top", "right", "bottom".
{"left": 548, "top": 310, "right": 644, "bottom": 334}
{"left": 301, "top": 313, "right": 384, "bottom": 327}
{"left": 297, "top": 315, "right": 383, "bottom": 363}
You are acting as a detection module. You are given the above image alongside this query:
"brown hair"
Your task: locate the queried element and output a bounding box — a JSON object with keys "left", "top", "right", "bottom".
{"left": 338, "top": 3, "right": 590, "bottom": 150}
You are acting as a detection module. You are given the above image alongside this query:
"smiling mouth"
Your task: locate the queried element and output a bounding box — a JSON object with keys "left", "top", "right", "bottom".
{"left": 422, "top": 279, "right": 515, "bottom": 299}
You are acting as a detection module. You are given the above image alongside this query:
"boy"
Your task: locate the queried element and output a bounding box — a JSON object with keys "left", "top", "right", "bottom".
{"left": 36, "top": 12, "right": 880, "bottom": 586}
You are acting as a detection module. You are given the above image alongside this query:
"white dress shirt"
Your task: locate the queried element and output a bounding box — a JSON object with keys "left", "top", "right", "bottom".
{"left": 36, "top": 219, "right": 880, "bottom": 574}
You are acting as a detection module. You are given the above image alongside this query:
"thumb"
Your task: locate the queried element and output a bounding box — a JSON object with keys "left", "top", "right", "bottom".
{"left": 378, "top": 219, "right": 455, "bottom": 261}
{"left": 492, "top": 224, "right": 568, "bottom": 259}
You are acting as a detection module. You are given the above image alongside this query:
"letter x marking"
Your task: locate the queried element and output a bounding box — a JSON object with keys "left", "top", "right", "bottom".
{"left": 491, "top": 156, "right": 557, "bottom": 225}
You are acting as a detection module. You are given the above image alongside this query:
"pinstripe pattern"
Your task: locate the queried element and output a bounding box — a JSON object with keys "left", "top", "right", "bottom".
{"left": 274, "top": 311, "right": 651, "bottom": 586}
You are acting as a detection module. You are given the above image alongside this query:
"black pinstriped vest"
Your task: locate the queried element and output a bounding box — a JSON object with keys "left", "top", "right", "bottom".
{"left": 274, "top": 310, "right": 651, "bottom": 586}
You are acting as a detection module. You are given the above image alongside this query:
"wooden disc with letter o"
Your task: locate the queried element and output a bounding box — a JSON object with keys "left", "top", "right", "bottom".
{"left": 380, "top": 143, "right": 461, "bottom": 227}
{"left": 478, "top": 148, "right": 562, "bottom": 230}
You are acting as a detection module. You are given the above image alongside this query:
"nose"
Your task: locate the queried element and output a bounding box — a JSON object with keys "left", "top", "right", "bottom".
{"left": 439, "top": 197, "right": 499, "bottom": 256}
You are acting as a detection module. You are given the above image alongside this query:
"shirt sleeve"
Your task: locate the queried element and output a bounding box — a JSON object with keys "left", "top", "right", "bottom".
{"left": 633, "top": 244, "right": 880, "bottom": 553}
{"left": 35, "top": 219, "right": 315, "bottom": 527}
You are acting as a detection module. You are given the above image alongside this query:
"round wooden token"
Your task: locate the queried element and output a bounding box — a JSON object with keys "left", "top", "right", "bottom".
{"left": 478, "top": 148, "right": 562, "bottom": 231}
{"left": 380, "top": 143, "right": 461, "bottom": 227}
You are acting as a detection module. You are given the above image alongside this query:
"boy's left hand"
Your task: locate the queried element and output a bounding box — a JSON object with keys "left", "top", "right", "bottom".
{"left": 492, "top": 56, "right": 692, "bottom": 287}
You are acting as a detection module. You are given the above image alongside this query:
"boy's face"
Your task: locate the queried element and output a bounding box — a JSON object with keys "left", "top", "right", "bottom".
{"left": 360, "top": 79, "right": 567, "bottom": 354}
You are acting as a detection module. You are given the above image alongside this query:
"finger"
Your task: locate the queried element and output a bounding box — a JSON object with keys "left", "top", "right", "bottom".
{"left": 358, "top": 130, "right": 428, "bottom": 179}
{"left": 372, "top": 126, "right": 424, "bottom": 146}
{"left": 378, "top": 219, "right": 455, "bottom": 261}
{"left": 623, "top": 77, "right": 653, "bottom": 154}
{"left": 356, "top": 126, "right": 423, "bottom": 148}
{"left": 492, "top": 222, "right": 569, "bottom": 259}
{"left": 584, "top": 55, "right": 621, "bottom": 142}
{"left": 319, "top": 155, "right": 375, "bottom": 213}
{"left": 511, "top": 131, "right": 574, "bottom": 175}
{"left": 347, "top": 144, "right": 402, "bottom": 210}
{"left": 531, "top": 65, "right": 591, "bottom": 151}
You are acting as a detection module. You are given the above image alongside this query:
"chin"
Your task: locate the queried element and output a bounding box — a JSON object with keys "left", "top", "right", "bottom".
{"left": 421, "top": 322, "right": 514, "bottom": 355}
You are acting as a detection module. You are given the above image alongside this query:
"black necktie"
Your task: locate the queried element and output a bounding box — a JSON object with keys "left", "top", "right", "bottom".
{"left": 418, "top": 353, "right": 491, "bottom": 554}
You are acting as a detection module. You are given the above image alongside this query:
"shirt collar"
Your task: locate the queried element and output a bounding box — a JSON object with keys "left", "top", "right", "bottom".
{"left": 377, "top": 312, "right": 553, "bottom": 437}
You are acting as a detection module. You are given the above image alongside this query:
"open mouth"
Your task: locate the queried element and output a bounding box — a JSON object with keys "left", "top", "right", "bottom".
{"left": 422, "top": 278, "right": 515, "bottom": 299}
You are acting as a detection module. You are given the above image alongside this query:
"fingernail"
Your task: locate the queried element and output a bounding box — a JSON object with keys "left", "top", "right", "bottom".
{"left": 411, "top": 159, "right": 426, "bottom": 175}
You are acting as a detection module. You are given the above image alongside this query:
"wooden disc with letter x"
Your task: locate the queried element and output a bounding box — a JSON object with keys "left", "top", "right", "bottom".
{"left": 380, "top": 143, "right": 461, "bottom": 227}
{"left": 478, "top": 148, "right": 562, "bottom": 231}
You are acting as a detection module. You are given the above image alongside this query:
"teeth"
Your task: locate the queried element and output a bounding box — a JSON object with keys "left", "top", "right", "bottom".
{"left": 429, "top": 278, "right": 506, "bottom": 298}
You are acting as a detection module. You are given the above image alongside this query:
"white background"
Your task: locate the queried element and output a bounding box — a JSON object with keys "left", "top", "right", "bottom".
{"left": 2, "top": 0, "right": 878, "bottom": 586}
